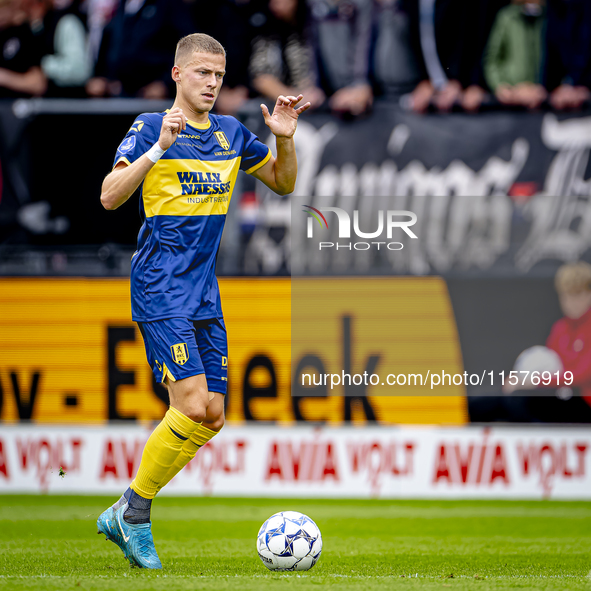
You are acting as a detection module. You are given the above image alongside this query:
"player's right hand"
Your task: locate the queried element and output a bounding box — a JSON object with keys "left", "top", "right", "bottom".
{"left": 158, "top": 107, "right": 187, "bottom": 150}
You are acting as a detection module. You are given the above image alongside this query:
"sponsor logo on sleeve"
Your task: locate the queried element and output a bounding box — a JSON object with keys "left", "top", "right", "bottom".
{"left": 117, "top": 135, "right": 136, "bottom": 154}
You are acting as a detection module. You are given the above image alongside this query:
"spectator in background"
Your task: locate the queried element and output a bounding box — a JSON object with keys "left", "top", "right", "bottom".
{"left": 24, "top": 0, "right": 92, "bottom": 97}
{"left": 408, "top": 0, "right": 509, "bottom": 113}
{"left": 460, "top": 0, "right": 510, "bottom": 112}
{"left": 0, "top": 0, "right": 46, "bottom": 97}
{"left": 86, "top": 0, "right": 193, "bottom": 99}
{"left": 370, "top": 0, "right": 423, "bottom": 101}
{"left": 250, "top": 0, "right": 324, "bottom": 108}
{"left": 186, "top": 0, "right": 266, "bottom": 115}
{"left": 544, "top": 262, "right": 591, "bottom": 415}
{"left": 501, "top": 262, "right": 591, "bottom": 422}
{"left": 484, "top": 0, "right": 546, "bottom": 110}
{"left": 407, "top": 0, "right": 465, "bottom": 113}
{"left": 544, "top": 0, "right": 591, "bottom": 110}
{"left": 85, "top": 0, "right": 117, "bottom": 66}
{"left": 308, "top": 0, "right": 373, "bottom": 116}
{"left": 471, "top": 261, "right": 591, "bottom": 423}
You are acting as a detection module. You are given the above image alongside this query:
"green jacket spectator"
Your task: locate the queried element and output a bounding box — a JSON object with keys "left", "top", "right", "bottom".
{"left": 484, "top": 3, "right": 545, "bottom": 92}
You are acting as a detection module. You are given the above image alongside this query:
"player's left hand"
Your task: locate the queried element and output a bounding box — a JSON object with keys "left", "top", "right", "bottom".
{"left": 260, "top": 94, "right": 311, "bottom": 138}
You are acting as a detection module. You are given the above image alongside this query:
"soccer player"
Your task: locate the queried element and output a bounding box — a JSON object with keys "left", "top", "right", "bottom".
{"left": 96, "top": 33, "right": 310, "bottom": 569}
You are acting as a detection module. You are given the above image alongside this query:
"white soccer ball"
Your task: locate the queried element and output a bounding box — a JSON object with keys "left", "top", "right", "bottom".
{"left": 256, "top": 511, "right": 322, "bottom": 571}
{"left": 513, "top": 346, "right": 563, "bottom": 373}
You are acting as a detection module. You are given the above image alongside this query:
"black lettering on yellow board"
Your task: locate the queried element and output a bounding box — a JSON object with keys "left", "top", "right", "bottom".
{"left": 342, "top": 315, "right": 378, "bottom": 422}
{"left": 107, "top": 326, "right": 137, "bottom": 421}
{"left": 290, "top": 317, "right": 378, "bottom": 423}
{"left": 242, "top": 355, "right": 277, "bottom": 422}
{"left": 292, "top": 355, "right": 328, "bottom": 422}
{"left": 0, "top": 277, "right": 469, "bottom": 425}
{"left": 0, "top": 326, "right": 376, "bottom": 425}
{"left": 0, "top": 323, "right": 378, "bottom": 424}
{"left": 3, "top": 371, "right": 41, "bottom": 420}
{"left": 102, "top": 319, "right": 376, "bottom": 425}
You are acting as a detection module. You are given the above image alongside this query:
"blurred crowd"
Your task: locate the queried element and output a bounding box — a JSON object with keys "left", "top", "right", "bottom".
{"left": 2, "top": 0, "right": 591, "bottom": 114}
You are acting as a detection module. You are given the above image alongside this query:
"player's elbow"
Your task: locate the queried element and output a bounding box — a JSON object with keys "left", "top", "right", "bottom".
{"left": 100, "top": 176, "right": 126, "bottom": 210}
{"left": 100, "top": 192, "right": 114, "bottom": 210}
{"left": 274, "top": 182, "right": 295, "bottom": 196}
{"left": 100, "top": 190, "right": 120, "bottom": 210}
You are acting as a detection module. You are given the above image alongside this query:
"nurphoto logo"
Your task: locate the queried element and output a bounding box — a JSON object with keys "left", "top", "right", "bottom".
{"left": 302, "top": 205, "right": 418, "bottom": 251}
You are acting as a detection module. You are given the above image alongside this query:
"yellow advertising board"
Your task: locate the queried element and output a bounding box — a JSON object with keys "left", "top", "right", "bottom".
{"left": 0, "top": 278, "right": 467, "bottom": 424}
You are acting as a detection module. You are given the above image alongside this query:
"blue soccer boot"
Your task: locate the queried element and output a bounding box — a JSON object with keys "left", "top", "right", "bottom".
{"left": 97, "top": 505, "right": 137, "bottom": 566}
{"left": 112, "top": 503, "right": 162, "bottom": 569}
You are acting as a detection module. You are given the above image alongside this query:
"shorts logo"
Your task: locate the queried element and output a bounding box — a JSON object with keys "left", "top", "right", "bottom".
{"left": 171, "top": 343, "right": 189, "bottom": 365}
{"left": 214, "top": 131, "right": 230, "bottom": 150}
{"left": 222, "top": 356, "right": 228, "bottom": 367}
{"left": 155, "top": 359, "right": 162, "bottom": 371}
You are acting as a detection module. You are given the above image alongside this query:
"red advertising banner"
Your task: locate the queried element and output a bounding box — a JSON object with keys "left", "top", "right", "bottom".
{"left": 0, "top": 425, "right": 588, "bottom": 498}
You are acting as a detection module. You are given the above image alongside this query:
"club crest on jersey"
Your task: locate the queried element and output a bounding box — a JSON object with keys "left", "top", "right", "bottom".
{"left": 171, "top": 343, "right": 189, "bottom": 365}
{"left": 214, "top": 131, "right": 230, "bottom": 151}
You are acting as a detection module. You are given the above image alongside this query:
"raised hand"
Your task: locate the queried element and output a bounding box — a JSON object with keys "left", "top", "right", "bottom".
{"left": 158, "top": 107, "right": 188, "bottom": 150}
{"left": 260, "top": 94, "right": 311, "bottom": 138}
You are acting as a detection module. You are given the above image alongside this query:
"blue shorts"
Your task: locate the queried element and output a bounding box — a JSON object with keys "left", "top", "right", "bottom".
{"left": 138, "top": 317, "right": 228, "bottom": 394}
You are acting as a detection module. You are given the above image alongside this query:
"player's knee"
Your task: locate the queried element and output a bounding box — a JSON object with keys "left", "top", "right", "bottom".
{"left": 184, "top": 401, "right": 208, "bottom": 424}
{"left": 208, "top": 412, "right": 225, "bottom": 432}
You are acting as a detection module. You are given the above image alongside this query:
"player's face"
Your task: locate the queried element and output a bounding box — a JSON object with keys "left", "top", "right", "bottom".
{"left": 177, "top": 53, "right": 226, "bottom": 113}
{"left": 558, "top": 290, "right": 591, "bottom": 319}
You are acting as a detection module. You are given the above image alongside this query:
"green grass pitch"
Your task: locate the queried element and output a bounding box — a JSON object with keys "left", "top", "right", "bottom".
{"left": 0, "top": 496, "right": 590, "bottom": 591}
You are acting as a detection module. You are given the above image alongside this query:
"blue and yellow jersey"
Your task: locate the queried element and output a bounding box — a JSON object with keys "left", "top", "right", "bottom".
{"left": 113, "top": 111, "right": 271, "bottom": 322}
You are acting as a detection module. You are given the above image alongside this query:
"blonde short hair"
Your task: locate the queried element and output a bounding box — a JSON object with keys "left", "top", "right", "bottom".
{"left": 175, "top": 34, "right": 225, "bottom": 66}
{"left": 555, "top": 261, "right": 591, "bottom": 294}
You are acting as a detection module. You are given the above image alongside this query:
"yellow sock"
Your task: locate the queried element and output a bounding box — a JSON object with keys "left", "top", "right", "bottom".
{"left": 156, "top": 424, "right": 219, "bottom": 492}
{"left": 130, "top": 406, "right": 201, "bottom": 500}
